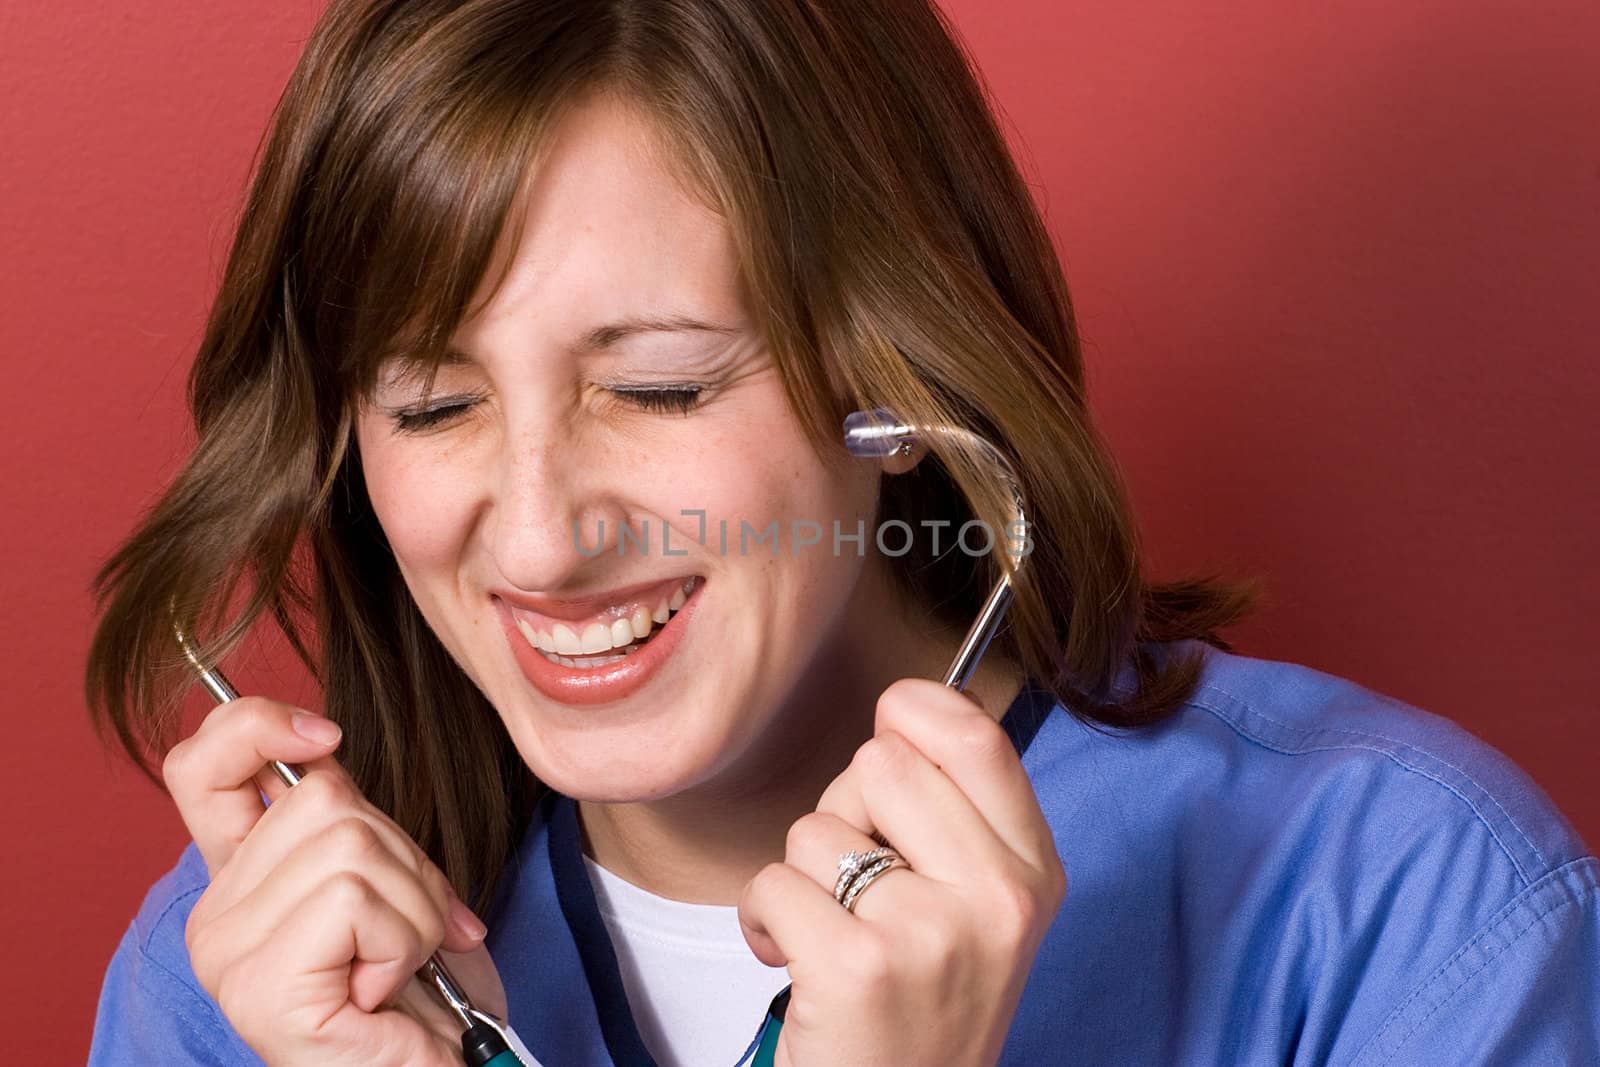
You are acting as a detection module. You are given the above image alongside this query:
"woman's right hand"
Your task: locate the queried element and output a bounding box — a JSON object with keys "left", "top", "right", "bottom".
{"left": 163, "top": 696, "right": 505, "bottom": 1066}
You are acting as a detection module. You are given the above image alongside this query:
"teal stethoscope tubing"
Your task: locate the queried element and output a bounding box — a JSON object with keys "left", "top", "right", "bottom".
{"left": 744, "top": 407, "right": 1028, "bottom": 1067}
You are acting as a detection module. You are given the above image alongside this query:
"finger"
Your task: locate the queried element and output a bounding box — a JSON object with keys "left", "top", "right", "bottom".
{"left": 781, "top": 810, "right": 903, "bottom": 897}
{"left": 297, "top": 870, "right": 431, "bottom": 1013}
{"left": 256, "top": 763, "right": 297, "bottom": 805}
{"left": 205, "top": 772, "right": 484, "bottom": 954}
{"left": 210, "top": 769, "right": 425, "bottom": 906}
{"left": 233, "top": 870, "right": 441, "bottom": 1030}
{"left": 253, "top": 747, "right": 341, "bottom": 809}
{"left": 874, "top": 678, "right": 1060, "bottom": 871}
{"left": 193, "top": 817, "right": 483, "bottom": 989}
{"left": 738, "top": 861, "right": 858, "bottom": 972}
{"left": 817, "top": 730, "right": 1017, "bottom": 885}
{"left": 163, "top": 697, "right": 344, "bottom": 874}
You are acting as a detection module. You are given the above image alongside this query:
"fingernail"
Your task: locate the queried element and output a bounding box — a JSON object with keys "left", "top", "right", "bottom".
{"left": 292, "top": 712, "right": 342, "bottom": 745}
{"left": 449, "top": 897, "right": 488, "bottom": 942}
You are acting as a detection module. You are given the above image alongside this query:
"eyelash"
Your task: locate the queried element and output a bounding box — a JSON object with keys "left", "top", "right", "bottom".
{"left": 388, "top": 386, "right": 706, "bottom": 433}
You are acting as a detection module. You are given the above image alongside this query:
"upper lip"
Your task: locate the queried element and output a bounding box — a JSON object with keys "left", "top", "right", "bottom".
{"left": 494, "top": 575, "right": 698, "bottom": 624}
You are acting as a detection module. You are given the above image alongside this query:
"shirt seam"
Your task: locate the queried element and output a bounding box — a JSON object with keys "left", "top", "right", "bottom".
{"left": 129, "top": 882, "right": 237, "bottom": 1060}
{"left": 1347, "top": 855, "right": 1600, "bottom": 1066}
{"left": 126, "top": 930, "right": 235, "bottom": 1061}
{"left": 1187, "top": 680, "right": 1543, "bottom": 886}
{"left": 138, "top": 883, "right": 206, "bottom": 956}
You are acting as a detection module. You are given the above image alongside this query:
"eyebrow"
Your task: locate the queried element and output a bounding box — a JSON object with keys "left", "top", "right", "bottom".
{"left": 578, "top": 314, "right": 740, "bottom": 350}
{"left": 440, "top": 314, "right": 740, "bottom": 364}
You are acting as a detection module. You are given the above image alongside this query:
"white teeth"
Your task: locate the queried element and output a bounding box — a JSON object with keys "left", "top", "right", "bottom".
{"left": 516, "top": 577, "right": 699, "bottom": 659}
{"left": 630, "top": 606, "right": 652, "bottom": 639}
{"left": 541, "top": 650, "right": 629, "bottom": 669}
{"left": 579, "top": 622, "right": 612, "bottom": 654}
{"left": 553, "top": 624, "right": 582, "bottom": 655}
{"left": 515, "top": 617, "right": 542, "bottom": 651}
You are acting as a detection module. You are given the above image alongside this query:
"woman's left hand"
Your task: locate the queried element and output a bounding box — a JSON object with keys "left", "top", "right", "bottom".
{"left": 738, "top": 677, "right": 1068, "bottom": 1067}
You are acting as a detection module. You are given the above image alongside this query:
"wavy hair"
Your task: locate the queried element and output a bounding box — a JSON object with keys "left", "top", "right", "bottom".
{"left": 87, "top": 0, "right": 1257, "bottom": 910}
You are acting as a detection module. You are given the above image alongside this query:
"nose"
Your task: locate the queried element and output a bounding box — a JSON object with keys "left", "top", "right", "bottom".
{"left": 486, "top": 418, "right": 625, "bottom": 594}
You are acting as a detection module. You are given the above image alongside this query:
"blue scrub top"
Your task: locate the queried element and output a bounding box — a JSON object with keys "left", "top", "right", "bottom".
{"left": 90, "top": 640, "right": 1600, "bottom": 1065}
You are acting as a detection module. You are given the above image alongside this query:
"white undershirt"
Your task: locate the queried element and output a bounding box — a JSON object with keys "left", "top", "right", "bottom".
{"left": 582, "top": 855, "right": 792, "bottom": 1067}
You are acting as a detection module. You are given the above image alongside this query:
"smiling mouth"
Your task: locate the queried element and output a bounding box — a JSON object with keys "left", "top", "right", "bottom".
{"left": 510, "top": 576, "right": 700, "bottom": 669}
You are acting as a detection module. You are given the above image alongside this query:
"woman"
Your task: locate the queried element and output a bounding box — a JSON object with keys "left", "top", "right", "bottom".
{"left": 86, "top": 1, "right": 1598, "bottom": 1064}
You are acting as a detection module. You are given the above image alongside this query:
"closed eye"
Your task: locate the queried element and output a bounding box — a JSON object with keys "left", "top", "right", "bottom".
{"left": 606, "top": 385, "right": 705, "bottom": 415}
{"left": 389, "top": 398, "right": 479, "bottom": 434}
{"left": 387, "top": 385, "right": 706, "bottom": 434}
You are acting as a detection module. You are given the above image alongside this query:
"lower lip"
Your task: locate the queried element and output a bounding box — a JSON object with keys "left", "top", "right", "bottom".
{"left": 498, "top": 580, "right": 702, "bottom": 707}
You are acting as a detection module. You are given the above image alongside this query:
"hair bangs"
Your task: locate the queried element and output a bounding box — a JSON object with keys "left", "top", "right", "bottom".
{"left": 297, "top": 6, "right": 615, "bottom": 408}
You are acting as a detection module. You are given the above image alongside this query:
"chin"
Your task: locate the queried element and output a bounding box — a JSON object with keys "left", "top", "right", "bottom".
{"left": 502, "top": 713, "right": 736, "bottom": 805}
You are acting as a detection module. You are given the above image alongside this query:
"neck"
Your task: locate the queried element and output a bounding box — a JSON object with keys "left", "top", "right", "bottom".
{"left": 574, "top": 575, "right": 1027, "bottom": 905}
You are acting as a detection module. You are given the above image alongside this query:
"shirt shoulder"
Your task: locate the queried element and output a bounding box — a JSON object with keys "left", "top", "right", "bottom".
{"left": 1012, "top": 640, "right": 1600, "bottom": 1066}
{"left": 1167, "top": 645, "right": 1600, "bottom": 1065}
{"left": 89, "top": 842, "right": 262, "bottom": 1066}
{"left": 1178, "top": 640, "right": 1591, "bottom": 884}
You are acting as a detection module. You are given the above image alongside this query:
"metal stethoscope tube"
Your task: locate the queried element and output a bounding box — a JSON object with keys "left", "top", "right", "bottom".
{"left": 172, "top": 623, "right": 539, "bottom": 1067}
{"left": 745, "top": 407, "right": 1030, "bottom": 1066}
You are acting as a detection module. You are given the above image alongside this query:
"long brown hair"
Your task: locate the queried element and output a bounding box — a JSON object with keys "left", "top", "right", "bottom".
{"left": 87, "top": 0, "right": 1257, "bottom": 910}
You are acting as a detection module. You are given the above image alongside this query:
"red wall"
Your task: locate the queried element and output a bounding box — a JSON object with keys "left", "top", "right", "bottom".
{"left": 3, "top": 1, "right": 1595, "bottom": 1058}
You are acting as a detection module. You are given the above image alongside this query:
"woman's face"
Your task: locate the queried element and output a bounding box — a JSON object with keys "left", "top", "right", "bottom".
{"left": 354, "top": 92, "right": 905, "bottom": 803}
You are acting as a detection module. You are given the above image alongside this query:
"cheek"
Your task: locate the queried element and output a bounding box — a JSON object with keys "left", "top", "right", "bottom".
{"left": 356, "top": 420, "right": 477, "bottom": 575}
{"left": 673, "top": 403, "right": 868, "bottom": 553}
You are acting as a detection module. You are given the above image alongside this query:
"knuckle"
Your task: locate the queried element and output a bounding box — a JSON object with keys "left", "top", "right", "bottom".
{"left": 213, "top": 955, "right": 265, "bottom": 1029}
{"left": 854, "top": 732, "right": 914, "bottom": 781}
{"left": 783, "top": 811, "right": 834, "bottom": 860}
{"left": 420, "top": 861, "right": 453, "bottom": 907}
{"left": 323, "top": 815, "right": 385, "bottom": 861}
{"left": 185, "top": 884, "right": 218, "bottom": 932}
{"left": 744, "top": 861, "right": 791, "bottom": 908}
{"left": 160, "top": 741, "right": 192, "bottom": 791}
{"left": 989, "top": 876, "right": 1043, "bottom": 942}
{"left": 951, "top": 714, "right": 1011, "bottom": 765}
{"left": 412, "top": 893, "right": 447, "bottom": 950}
{"left": 872, "top": 678, "right": 925, "bottom": 730}
{"left": 324, "top": 869, "right": 378, "bottom": 911}
{"left": 290, "top": 768, "right": 352, "bottom": 812}
{"left": 212, "top": 962, "right": 242, "bottom": 1017}
{"left": 1047, "top": 857, "right": 1069, "bottom": 906}
{"left": 231, "top": 695, "right": 282, "bottom": 736}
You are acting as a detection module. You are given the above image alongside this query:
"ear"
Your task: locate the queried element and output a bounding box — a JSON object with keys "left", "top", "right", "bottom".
{"left": 880, "top": 439, "right": 928, "bottom": 476}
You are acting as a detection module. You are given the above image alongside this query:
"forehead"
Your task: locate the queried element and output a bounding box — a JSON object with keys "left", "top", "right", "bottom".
{"left": 457, "top": 91, "right": 748, "bottom": 355}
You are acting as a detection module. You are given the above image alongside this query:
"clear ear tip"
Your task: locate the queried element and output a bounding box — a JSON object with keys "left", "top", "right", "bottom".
{"left": 842, "top": 407, "right": 914, "bottom": 458}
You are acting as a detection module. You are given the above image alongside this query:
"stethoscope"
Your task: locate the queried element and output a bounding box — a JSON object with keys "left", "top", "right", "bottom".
{"left": 740, "top": 406, "right": 1028, "bottom": 1067}
{"left": 174, "top": 406, "right": 1026, "bottom": 1067}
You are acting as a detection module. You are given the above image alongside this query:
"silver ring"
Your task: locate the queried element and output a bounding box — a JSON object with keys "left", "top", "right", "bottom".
{"left": 840, "top": 853, "right": 908, "bottom": 912}
{"left": 833, "top": 847, "right": 898, "bottom": 903}
{"left": 833, "top": 845, "right": 909, "bottom": 911}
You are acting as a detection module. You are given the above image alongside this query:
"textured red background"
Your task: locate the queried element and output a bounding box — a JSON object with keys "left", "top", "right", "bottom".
{"left": 3, "top": 1, "right": 1596, "bottom": 1058}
